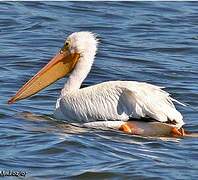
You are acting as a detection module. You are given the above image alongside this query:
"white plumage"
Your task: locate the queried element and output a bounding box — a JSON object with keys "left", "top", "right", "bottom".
{"left": 54, "top": 32, "right": 184, "bottom": 128}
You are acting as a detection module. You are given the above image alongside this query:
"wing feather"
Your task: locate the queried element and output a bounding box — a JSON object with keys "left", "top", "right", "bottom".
{"left": 119, "top": 81, "right": 184, "bottom": 127}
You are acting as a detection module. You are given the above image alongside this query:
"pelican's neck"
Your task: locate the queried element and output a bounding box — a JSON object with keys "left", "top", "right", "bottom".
{"left": 61, "top": 53, "right": 95, "bottom": 96}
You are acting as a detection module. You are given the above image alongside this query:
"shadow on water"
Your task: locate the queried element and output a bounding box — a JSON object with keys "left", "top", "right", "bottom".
{"left": 14, "top": 111, "right": 198, "bottom": 141}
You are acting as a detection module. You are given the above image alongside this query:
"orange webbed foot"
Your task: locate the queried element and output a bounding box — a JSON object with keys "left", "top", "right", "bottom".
{"left": 119, "top": 123, "right": 132, "bottom": 133}
{"left": 171, "top": 127, "right": 185, "bottom": 137}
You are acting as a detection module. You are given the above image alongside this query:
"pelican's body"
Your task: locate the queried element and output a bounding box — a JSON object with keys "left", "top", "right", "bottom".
{"left": 9, "top": 31, "right": 186, "bottom": 136}
{"left": 54, "top": 80, "right": 184, "bottom": 128}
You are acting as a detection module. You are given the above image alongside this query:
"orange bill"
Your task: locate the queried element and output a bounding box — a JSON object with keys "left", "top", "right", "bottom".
{"left": 8, "top": 51, "right": 80, "bottom": 104}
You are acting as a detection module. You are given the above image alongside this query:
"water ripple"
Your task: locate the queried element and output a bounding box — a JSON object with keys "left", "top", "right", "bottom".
{"left": 0, "top": 1, "right": 198, "bottom": 179}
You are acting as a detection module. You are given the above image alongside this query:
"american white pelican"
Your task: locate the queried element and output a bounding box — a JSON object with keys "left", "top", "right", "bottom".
{"left": 8, "top": 31, "right": 186, "bottom": 136}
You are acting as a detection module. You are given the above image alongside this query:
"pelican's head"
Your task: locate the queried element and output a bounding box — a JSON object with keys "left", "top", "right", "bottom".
{"left": 8, "top": 31, "right": 98, "bottom": 104}
{"left": 65, "top": 32, "right": 98, "bottom": 57}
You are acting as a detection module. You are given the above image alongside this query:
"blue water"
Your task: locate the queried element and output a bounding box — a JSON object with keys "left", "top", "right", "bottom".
{"left": 0, "top": 1, "right": 198, "bottom": 179}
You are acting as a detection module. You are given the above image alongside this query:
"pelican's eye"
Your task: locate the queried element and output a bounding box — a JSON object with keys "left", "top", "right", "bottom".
{"left": 60, "top": 41, "right": 70, "bottom": 54}
{"left": 65, "top": 42, "right": 69, "bottom": 47}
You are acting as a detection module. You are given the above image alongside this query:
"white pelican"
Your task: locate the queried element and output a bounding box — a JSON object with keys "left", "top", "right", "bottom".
{"left": 8, "top": 31, "right": 186, "bottom": 136}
